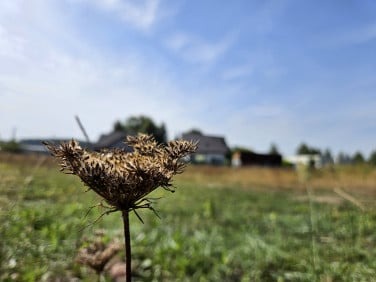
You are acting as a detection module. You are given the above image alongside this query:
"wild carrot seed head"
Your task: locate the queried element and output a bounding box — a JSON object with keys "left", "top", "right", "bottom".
{"left": 44, "top": 134, "right": 197, "bottom": 212}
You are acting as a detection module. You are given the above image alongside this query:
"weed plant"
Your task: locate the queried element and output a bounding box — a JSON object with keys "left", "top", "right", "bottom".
{"left": 43, "top": 134, "right": 197, "bottom": 281}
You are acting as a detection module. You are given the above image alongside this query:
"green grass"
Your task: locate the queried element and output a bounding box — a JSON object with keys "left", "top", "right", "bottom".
{"left": 1, "top": 161, "right": 376, "bottom": 281}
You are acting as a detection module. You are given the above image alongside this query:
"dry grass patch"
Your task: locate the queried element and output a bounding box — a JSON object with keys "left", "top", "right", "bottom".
{"left": 179, "top": 165, "right": 376, "bottom": 189}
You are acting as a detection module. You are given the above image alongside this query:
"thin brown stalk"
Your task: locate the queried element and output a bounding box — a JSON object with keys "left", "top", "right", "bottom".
{"left": 122, "top": 210, "right": 132, "bottom": 282}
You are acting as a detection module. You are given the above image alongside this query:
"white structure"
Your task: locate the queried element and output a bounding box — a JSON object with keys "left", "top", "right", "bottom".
{"left": 284, "top": 154, "right": 322, "bottom": 168}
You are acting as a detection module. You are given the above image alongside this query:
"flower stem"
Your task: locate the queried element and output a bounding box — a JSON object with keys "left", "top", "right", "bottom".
{"left": 122, "top": 210, "right": 132, "bottom": 282}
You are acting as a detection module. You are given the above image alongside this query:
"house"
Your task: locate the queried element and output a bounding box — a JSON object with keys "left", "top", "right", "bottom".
{"left": 18, "top": 131, "right": 130, "bottom": 154}
{"left": 19, "top": 139, "right": 49, "bottom": 154}
{"left": 232, "top": 151, "right": 282, "bottom": 167}
{"left": 93, "top": 131, "right": 130, "bottom": 151}
{"left": 19, "top": 139, "right": 90, "bottom": 154}
{"left": 181, "top": 132, "right": 230, "bottom": 165}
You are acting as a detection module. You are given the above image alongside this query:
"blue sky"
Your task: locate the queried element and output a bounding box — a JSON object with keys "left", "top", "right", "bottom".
{"left": 0, "top": 0, "right": 375, "bottom": 157}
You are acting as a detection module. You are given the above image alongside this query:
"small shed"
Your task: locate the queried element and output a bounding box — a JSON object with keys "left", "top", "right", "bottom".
{"left": 232, "top": 151, "right": 282, "bottom": 167}
{"left": 284, "top": 154, "right": 322, "bottom": 168}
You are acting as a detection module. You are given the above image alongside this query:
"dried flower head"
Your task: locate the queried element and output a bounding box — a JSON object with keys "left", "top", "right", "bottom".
{"left": 44, "top": 134, "right": 197, "bottom": 213}
{"left": 76, "top": 231, "right": 122, "bottom": 274}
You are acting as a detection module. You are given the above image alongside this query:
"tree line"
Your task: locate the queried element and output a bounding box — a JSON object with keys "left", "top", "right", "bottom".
{"left": 113, "top": 115, "right": 167, "bottom": 144}
{"left": 295, "top": 142, "right": 376, "bottom": 166}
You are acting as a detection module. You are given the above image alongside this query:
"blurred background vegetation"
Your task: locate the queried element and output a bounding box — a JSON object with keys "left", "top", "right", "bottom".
{"left": 1, "top": 153, "right": 376, "bottom": 281}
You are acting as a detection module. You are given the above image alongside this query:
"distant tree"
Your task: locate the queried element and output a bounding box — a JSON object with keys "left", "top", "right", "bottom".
{"left": 269, "top": 143, "right": 280, "bottom": 155}
{"left": 296, "top": 142, "right": 321, "bottom": 155}
{"left": 0, "top": 140, "right": 21, "bottom": 153}
{"left": 368, "top": 150, "right": 376, "bottom": 166}
{"left": 113, "top": 115, "right": 167, "bottom": 143}
{"left": 296, "top": 143, "right": 310, "bottom": 155}
{"left": 186, "top": 128, "right": 203, "bottom": 135}
{"left": 336, "top": 152, "right": 352, "bottom": 165}
{"left": 322, "top": 148, "right": 334, "bottom": 166}
{"left": 231, "top": 146, "right": 253, "bottom": 153}
{"left": 296, "top": 143, "right": 309, "bottom": 155}
{"left": 352, "top": 151, "right": 365, "bottom": 164}
{"left": 113, "top": 120, "right": 123, "bottom": 132}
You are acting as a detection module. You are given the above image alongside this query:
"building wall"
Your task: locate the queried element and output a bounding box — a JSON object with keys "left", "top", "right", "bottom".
{"left": 191, "top": 153, "right": 226, "bottom": 165}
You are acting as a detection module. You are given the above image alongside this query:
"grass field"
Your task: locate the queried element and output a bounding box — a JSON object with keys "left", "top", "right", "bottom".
{"left": 1, "top": 153, "right": 376, "bottom": 281}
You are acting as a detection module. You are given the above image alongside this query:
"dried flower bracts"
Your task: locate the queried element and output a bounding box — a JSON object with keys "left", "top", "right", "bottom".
{"left": 43, "top": 134, "right": 197, "bottom": 213}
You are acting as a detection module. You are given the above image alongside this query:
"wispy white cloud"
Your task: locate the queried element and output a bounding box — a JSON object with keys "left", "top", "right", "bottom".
{"left": 83, "top": 0, "right": 163, "bottom": 32}
{"left": 0, "top": 1, "right": 197, "bottom": 141}
{"left": 220, "top": 49, "right": 286, "bottom": 82}
{"left": 0, "top": 43, "right": 195, "bottom": 140}
{"left": 165, "top": 32, "right": 190, "bottom": 51}
{"left": 218, "top": 103, "right": 298, "bottom": 154}
{"left": 221, "top": 64, "right": 254, "bottom": 80}
{"left": 165, "top": 32, "right": 236, "bottom": 65}
{"left": 1, "top": 0, "right": 375, "bottom": 157}
{"left": 0, "top": 25, "right": 26, "bottom": 59}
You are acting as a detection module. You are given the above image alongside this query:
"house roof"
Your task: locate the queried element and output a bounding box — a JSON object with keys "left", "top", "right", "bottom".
{"left": 93, "top": 131, "right": 129, "bottom": 150}
{"left": 181, "top": 132, "right": 229, "bottom": 154}
{"left": 19, "top": 139, "right": 48, "bottom": 153}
